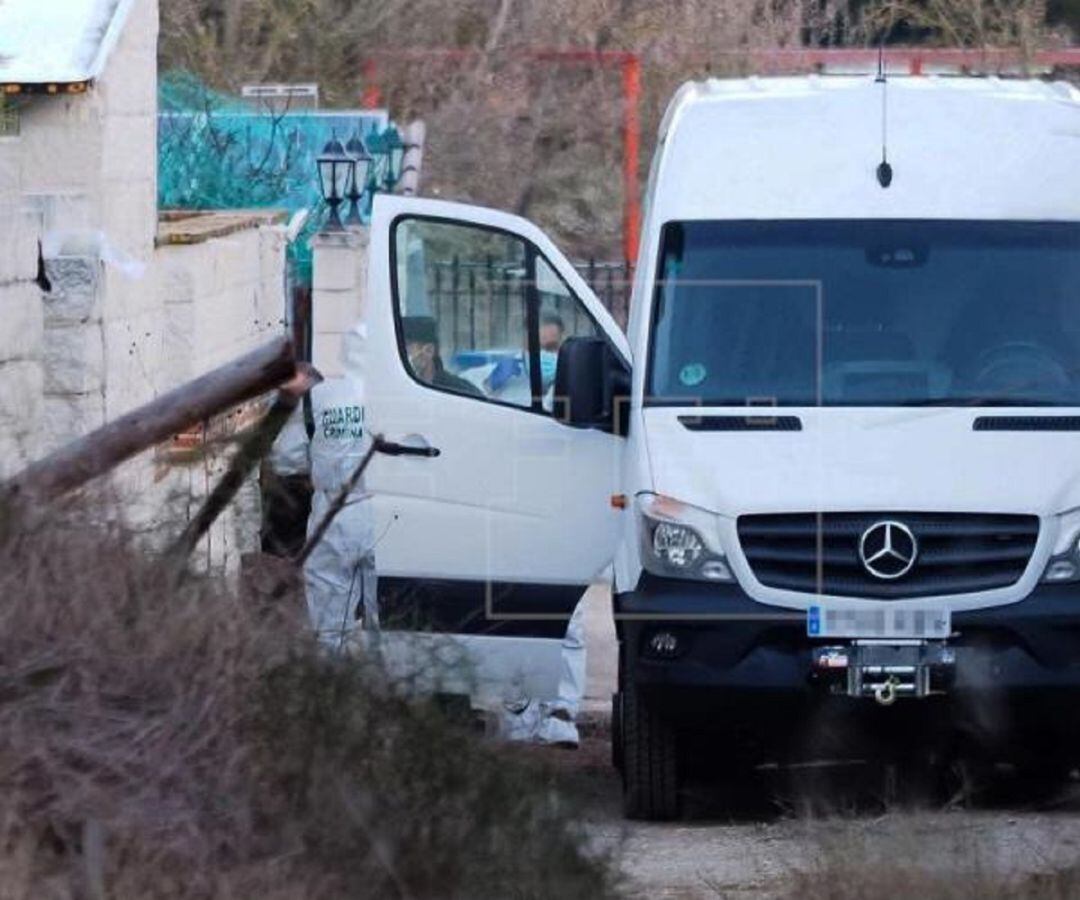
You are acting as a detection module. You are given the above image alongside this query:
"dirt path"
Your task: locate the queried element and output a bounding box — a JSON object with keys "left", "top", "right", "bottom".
{"left": 574, "top": 589, "right": 1080, "bottom": 897}
{"left": 542, "top": 733, "right": 1080, "bottom": 898}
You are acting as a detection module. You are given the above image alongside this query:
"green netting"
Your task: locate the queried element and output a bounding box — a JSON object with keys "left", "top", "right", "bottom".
{"left": 158, "top": 70, "right": 395, "bottom": 280}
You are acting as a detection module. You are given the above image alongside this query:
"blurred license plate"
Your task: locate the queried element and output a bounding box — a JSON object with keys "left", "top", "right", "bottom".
{"left": 807, "top": 605, "right": 951, "bottom": 639}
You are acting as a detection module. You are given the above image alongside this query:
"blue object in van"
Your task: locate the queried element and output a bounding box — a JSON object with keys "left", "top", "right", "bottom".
{"left": 450, "top": 349, "right": 521, "bottom": 371}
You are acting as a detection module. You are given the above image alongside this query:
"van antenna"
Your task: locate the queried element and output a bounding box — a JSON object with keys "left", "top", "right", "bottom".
{"left": 876, "top": 44, "right": 893, "bottom": 188}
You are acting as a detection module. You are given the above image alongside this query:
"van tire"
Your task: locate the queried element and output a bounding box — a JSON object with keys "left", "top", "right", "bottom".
{"left": 622, "top": 682, "right": 680, "bottom": 820}
{"left": 611, "top": 692, "right": 624, "bottom": 772}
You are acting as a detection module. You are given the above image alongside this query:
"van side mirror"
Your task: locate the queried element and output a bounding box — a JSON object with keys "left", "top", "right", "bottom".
{"left": 553, "top": 336, "right": 630, "bottom": 435}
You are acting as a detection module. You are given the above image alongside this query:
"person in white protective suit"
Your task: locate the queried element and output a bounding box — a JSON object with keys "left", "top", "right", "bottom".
{"left": 500, "top": 599, "right": 585, "bottom": 748}
{"left": 270, "top": 323, "right": 378, "bottom": 651}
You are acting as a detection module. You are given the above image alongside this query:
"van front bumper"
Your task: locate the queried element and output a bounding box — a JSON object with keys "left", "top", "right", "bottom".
{"left": 615, "top": 574, "right": 1080, "bottom": 750}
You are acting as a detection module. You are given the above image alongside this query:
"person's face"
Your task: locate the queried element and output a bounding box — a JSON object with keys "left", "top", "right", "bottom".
{"left": 540, "top": 323, "right": 564, "bottom": 353}
{"left": 407, "top": 341, "right": 436, "bottom": 380}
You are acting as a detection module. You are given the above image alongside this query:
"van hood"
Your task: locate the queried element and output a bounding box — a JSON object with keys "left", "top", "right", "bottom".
{"left": 642, "top": 407, "right": 1080, "bottom": 517}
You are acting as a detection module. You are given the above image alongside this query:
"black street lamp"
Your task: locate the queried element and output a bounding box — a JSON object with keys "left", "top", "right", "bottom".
{"left": 384, "top": 126, "right": 406, "bottom": 190}
{"left": 367, "top": 129, "right": 388, "bottom": 191}
{"left": 317, "top": 133, "right": 352, "bottom": 231}
{"left": 344, "top": 130, "right": 373, "bottom": 226}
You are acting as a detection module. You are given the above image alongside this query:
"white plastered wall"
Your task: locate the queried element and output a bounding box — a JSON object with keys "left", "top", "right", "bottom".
{"left": 0, "top": 163, "right": 45, "bottom": 477}
{"left": 312, "top": 229, "right": 369, "bottom": 378}
{"left": 151, "top": 224, "right": 287, "bottom": 571}
{"left": 0, "top": 0, "right": 289, "bottom": 573}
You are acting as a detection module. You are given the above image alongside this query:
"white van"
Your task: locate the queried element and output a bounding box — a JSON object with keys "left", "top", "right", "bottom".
{"left": 361, "top": 75, "right": 1080, "bottom": 819}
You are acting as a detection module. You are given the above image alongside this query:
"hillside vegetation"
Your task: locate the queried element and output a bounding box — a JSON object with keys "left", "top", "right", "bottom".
{"left": 159, "top": 0, "right": 1079, "bottom": 257}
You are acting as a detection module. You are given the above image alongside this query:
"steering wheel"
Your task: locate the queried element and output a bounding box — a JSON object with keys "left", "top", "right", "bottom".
{"left": 972, "top": 340, "right": 1070, "bottom": 397}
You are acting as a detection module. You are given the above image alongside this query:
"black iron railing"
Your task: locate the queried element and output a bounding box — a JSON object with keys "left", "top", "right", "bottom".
{"left": 575, "top": 258, "right": 634, "bottom": 329}
{"left": 422, "top": 258, "right": 633, "bottom": 359}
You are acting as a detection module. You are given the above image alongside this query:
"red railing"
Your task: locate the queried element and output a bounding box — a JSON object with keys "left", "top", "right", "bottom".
{"left": 360, "top": 46, "right": 1080, "bottom": 265}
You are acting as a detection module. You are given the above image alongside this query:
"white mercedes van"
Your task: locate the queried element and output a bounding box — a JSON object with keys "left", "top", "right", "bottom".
{"left": 361, "top": 75, "right": 1080, "bottom": 819}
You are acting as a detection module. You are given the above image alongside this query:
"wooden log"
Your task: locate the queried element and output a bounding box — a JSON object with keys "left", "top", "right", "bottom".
{"left": 168, "top": 363, "right": 322, "bottom": 569}
{"left": 3, "top": 338, "right": 297, "bottom": 506}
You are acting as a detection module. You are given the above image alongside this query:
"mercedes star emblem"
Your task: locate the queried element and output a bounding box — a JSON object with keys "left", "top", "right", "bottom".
{"left": 858, "top": 520, "right": 918, "bottom": 580}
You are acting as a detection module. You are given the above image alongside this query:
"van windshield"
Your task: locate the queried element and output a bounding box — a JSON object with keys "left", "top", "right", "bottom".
{"left": 647, "top": 220, "right": 1080, "bottom": 407}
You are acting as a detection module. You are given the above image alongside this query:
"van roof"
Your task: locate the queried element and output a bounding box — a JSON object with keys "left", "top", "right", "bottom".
{"left": 651, "top": 75, "right": 1080, "bottom": 224}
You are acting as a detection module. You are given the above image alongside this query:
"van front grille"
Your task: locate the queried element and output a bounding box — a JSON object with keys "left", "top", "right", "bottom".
{"left": 737, "top": 512, "right": 1039, "bottom": 599}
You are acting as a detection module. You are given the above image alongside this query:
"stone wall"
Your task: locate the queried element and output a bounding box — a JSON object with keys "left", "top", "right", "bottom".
{"left": 0, "top": 181, "right": 44, "bottom": 477}
{"left": 0, "top": 0, "right": 289, "bottom": 573}
{"left": 0, "top": 0, "right": 161, "bottom": 470}
{"left": 149, "top": 216, "right": 287, "bottom": 571}
{"left": 159, "top": 218, "right": 287, "bottom": 385}
{"left": 312, "top": 230, "right": 369, "bottom": 378}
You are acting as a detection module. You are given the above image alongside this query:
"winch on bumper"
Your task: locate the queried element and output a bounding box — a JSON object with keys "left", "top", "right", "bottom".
{"left": 810, "top": 641, "right": 957, "bottom": 705}
{"left": 614, "top": 574, "right": 1080, "bottom": 731}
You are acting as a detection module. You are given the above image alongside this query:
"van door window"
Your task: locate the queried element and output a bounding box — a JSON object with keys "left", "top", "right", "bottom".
{"left": 393, "top": 217, "right": 604, "bottom": 414}
{"left": 394, "top": 217, "right": 532, "bottom": 407}
{"left": 535, "top": 255, "right": 603, "bottom": 412}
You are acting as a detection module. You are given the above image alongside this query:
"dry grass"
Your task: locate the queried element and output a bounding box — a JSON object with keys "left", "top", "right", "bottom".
{"left": 787, "top": 863, "right": 1080, "bottom": 900}
{"left": 0, "top": 505, "right": 616, "bottom": 899}
{"left": 784, "top": 814, "right": 1080, "bottom": 900}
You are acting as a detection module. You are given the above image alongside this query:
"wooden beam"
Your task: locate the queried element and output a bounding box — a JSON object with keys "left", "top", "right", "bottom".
{"left": 3, "top": 338, "right": 297, "bottom": 506}
{"left": 168, "top": 363, "right": 322, "bottom": 572}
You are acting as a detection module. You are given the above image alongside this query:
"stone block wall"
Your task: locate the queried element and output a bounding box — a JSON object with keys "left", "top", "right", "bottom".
{"left": 0, "top": 0, "right": 161, "bottom": 470}
{"left": 148, "top": 218, "right": 288, "bottom": 571}
{"left": 0, "top": 0, "right": 289, "bottom": 573}
{"left": 0, "top": 201, "right": 44, "bottom": 477}
{"left": 158, "top": 225, "right": 286, "bottom": 384}
{"left": 312, "top": 229, "right": 369, "bottom": 378}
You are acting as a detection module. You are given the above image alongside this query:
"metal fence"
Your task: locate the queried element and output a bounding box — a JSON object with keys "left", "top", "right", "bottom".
{"left": 290, "top": 257, "right": 634, "bottom": 367}
{"left": 424, "top": 258, "right": 634, "bottom": 352}
{"left": 575, "top": 259, "right": 635, "bottom": 329}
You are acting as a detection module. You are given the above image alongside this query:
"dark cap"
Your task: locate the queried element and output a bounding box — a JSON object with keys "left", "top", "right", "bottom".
{"left": 402, "top": 316, "right": 438, "bottom": 344}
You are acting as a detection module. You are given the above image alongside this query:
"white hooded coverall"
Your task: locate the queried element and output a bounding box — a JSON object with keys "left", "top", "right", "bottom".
{"left": 499, "top": 599, "right": 585, "bottom": 747}
{"left": 271, "top": 324, "right": 378, "bottom": 651}
{"left": 272, "top": 323, "right": 581, "bottom": 743}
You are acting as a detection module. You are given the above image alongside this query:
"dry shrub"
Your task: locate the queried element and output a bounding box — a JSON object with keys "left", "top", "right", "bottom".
{"left": 0, "top": 505, "right": 615, "bottom": 899}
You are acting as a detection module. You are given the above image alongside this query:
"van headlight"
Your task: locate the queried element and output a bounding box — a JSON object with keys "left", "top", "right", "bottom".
{"left": 637, "top": 493, "right": 733, "bottom": 582}
{"left": 1041, "top": 517, "right": 1080, "bottom": 583}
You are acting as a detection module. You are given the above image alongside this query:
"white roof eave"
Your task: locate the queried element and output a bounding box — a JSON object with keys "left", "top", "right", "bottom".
{"left": 0, "top": 0, "right": 136, "bottom": 86}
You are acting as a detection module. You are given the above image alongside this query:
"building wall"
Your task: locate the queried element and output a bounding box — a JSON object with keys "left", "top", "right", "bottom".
{"left": 0, "top": 0, "right": 289, "bottom": 573}
{"left": 0, "top": 177, "right": 44, "bottom": 478}
{"left": 0, "top": 0, "right": 161, "bottom": 469}
{"left": 159, "top": 225, "right": 287, "bottom": 385}
{"left": 312, "top": 230, "right": 369, "bottom": 379}
{"left": 149, "top": 222, "right": 287, "bottom": 572}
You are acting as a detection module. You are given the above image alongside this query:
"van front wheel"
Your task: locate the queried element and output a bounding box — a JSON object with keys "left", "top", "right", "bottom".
{"left": 621, "top": 683, "right": 680, "bottom": 820}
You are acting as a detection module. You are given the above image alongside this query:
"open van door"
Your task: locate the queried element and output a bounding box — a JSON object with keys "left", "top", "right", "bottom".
{"left": 363, "top": 195, "right": 631, "bottom": 708}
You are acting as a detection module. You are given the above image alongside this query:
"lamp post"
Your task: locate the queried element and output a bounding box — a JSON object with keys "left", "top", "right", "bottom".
{"left": 316, "top": 134, "right": 352, "bottom": 231}
{"left": 383, "top": 126, "right": 406, "bottom": 191}
{"left": 366, "top": 129, "right": 387, "bottom": 192}
{"left": 344, "top": 130, "right": 372, "bottom": 227}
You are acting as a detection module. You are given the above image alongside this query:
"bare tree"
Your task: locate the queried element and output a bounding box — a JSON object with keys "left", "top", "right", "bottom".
{"left": 159, "top": 0, "right": 1072, "bottom": 258}
{"left": 856, "top": 0, "right": 1055, "bottom": 53}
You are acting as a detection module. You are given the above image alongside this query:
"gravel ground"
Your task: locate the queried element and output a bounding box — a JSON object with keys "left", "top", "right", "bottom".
{"left": 571, "top": 588, "right": 1080, "bottom": 898}
{"left": 540, "top": 732, "right": 1080, "bottom": 899}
